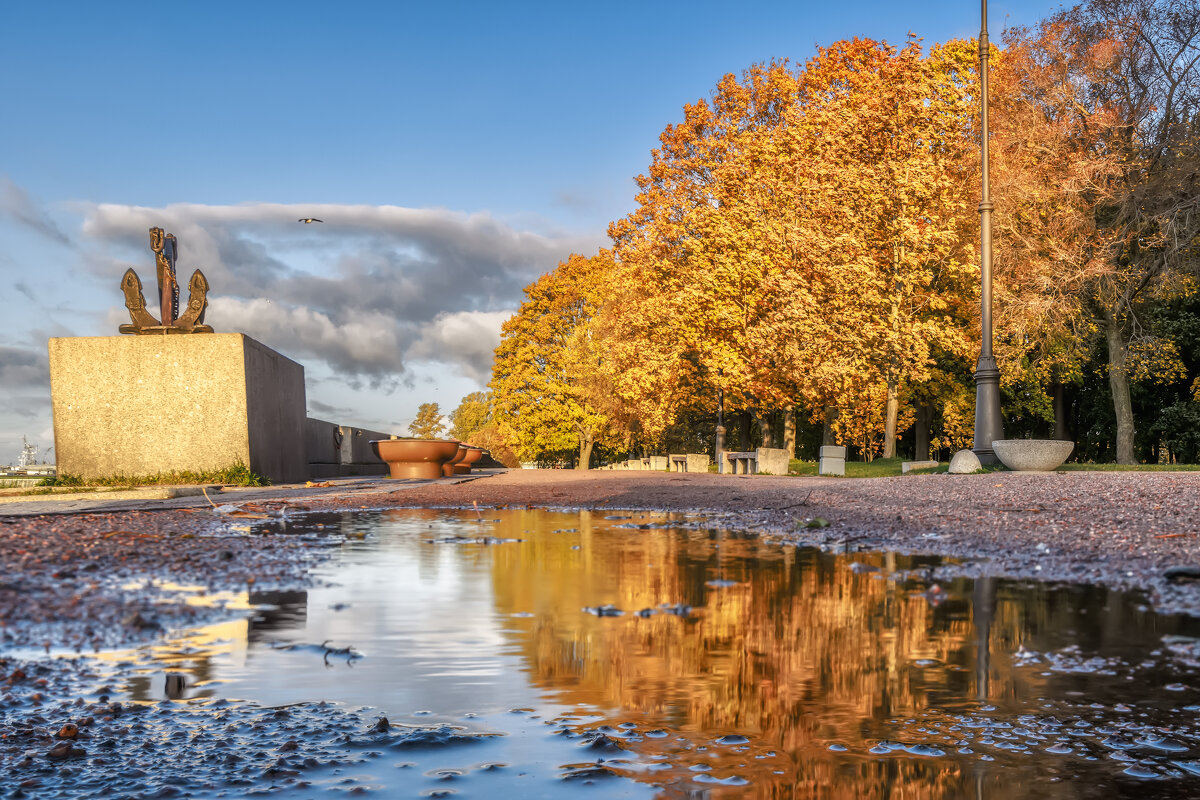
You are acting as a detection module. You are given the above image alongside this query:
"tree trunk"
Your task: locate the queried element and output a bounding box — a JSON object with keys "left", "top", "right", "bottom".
{"left": 783, "top": 406, "right": 797, "bottom": 457}
{"left": 739, "top": 411, "right": 753, "bottom": 452}
{"left": 914, "top": 403, "right": 933, "bottom": 461}
{"left": 882, "top": 377, "right": 899, "bottom": 459}
{"left": 758, "top": 410, "right": 774, "bottom": 448}
{"left": 1051, "top": 383, "right": 1069, "bottom": 441}
{"left": 822, "top": 406, "right": 839, "bottom": 446}
{"left": 576, "top": 434, "right": 594, "bottom": 471}
{"left": 1104, "top": 315, "right": 1136, "bottom": 465}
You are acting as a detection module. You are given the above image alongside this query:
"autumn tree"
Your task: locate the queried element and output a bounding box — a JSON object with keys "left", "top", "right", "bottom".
{"left": 448, "top": 391, "right": 521, "bottom": 467}
{"left": 408, "top": 402, "right": 445, "bottom": 438}
{"left": 608, "top": 40, "right": 981, "bottom": 458}
{"left": 770, "top": 38, "right": 980, "bottom": 457}
{"left": 606, "top": 61, "right": 807, "bottom": 443}
{"left": 994, "top": 0, "right": 1200, "bottom": 463}
{"left": 490, "top": 251, "right": 623, "bottom": 469}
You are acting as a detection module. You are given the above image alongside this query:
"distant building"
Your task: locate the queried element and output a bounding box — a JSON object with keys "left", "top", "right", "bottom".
{"left": 1, "top": 436, "right": 56, "bottom": 476}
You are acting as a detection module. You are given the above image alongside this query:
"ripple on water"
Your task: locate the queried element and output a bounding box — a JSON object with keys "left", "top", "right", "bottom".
{"left": 715, "top": 734, "right": 750, "bottom": 745}
{"left": 692, "top": 773, "right": 750, "bottom": 785}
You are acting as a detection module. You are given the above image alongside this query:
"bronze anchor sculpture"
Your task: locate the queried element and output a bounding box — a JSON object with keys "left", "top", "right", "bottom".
{"left": 119, "top": 227, "right": 214, "bottom": 335}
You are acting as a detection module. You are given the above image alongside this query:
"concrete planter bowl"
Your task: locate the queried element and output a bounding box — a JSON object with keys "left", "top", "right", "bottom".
{"left": 992, "top": 439, "right": 1074, "bottom": 473}
{"left": 452, "top": 447, "right": 485, "bottom": 475}
{"left": 370, "top": 438, "right": 461, "bottom": 480}
{"left": 441, "top": 444, "right": 470, "bottom": 477}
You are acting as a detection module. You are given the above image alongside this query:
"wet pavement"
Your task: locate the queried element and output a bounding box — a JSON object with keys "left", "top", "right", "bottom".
{"left": 6, "top": 507, "right": 1200, "bottom": 798}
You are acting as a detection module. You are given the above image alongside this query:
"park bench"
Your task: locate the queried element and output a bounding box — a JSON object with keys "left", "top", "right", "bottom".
{"left": 671, "top": 454, "right": 712, "bottom": 472}
{"left": 722, "top": 447, "right": 791, "bottom": 475}
{"left": 724, "top": 451, "right": 759, "bottom": 474}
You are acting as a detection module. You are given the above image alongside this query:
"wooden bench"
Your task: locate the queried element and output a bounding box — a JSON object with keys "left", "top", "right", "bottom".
{"left": 724, "top": 451, "right": 758, "bottom": 474}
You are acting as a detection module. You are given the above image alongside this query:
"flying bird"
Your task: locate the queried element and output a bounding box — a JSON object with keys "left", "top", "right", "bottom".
{"left": 298, "top": 218, "right": 323, "bottom": 224}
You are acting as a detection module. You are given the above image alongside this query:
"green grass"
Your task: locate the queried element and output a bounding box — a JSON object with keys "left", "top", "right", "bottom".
{"left": 788, "top": 456, "right": 1013, "bottom": 477}
{"left": 36, "top": 462, "right": 270, "bottom": 489}
{"left": 783, "top": 457, "right": 1200, "bottom": 477}
{"left": 788, "top": 457, "right": 912, "bottom": 477}
{"left": 1057, "top": 462, "right": 1200, "bottom": 472}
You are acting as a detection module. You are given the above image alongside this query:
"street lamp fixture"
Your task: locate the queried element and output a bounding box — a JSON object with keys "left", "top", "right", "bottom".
{"left": 973, "top": 0, "right": 1004, "bottom": 464}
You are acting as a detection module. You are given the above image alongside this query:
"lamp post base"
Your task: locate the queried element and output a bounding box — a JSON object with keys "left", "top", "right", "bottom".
{"left": 973, "top": 356, "right": 1004, "bottom": 466}
{"left": 715, "top": 425, "right": 726, "bottom": 474}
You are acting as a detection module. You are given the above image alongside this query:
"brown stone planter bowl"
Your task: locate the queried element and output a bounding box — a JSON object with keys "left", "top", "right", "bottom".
{"left": 370, "top": 439, "right": 461, "bottom": 480}
{"left": 452, "top": 447, "right": 485, "bottom": 475}
{"left": 991, "top": 439, "right": 1074, "bottom": 473}
{"left": 441, "top": 444, "right": 470, "bottom": 477}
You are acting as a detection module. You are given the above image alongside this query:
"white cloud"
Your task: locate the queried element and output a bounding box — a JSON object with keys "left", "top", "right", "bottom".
{"left": 406, "top": 309, "right": 514, "bottom": 383}
{"left": 0, "top": 176, "right": 70, "bottom": 245}
{"left": 0, "top": 345, "right": 50, "bottom": 389}
{"left": 79, "top": 201, "right": 604, "bottom": 385}
{"left": 205, "top": 298, "right": 409, "bottom": 387}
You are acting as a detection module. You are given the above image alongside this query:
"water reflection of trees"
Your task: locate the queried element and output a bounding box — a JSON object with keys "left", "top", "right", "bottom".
{"left": 485, "top": 512, "right": 1185, "bottom": 799}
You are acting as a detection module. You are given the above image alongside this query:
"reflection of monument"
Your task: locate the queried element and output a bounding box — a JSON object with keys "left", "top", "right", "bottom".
{"left": 247, "top": 590, "right": 310, "bottom": 643}
{"left": 119, "top": 227, "right": 214, "bottom": 335}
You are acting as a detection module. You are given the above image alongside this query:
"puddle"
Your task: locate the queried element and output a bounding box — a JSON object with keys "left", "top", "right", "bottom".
{"left": 7, "top": 507, "right": 1200, "bottom": 798}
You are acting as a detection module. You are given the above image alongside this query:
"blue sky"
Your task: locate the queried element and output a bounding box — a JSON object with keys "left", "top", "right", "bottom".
{"left": 0, "top": 0, "right": 1061, "bottom": 465}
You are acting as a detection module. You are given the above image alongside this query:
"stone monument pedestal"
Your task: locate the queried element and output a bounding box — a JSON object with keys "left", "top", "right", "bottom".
{"left": 49, "top": 334, "right": 307, "bottom": 484}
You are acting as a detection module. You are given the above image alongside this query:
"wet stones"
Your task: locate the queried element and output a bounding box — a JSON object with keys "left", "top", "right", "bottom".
{"left": 46, "top": 741, "right": 85, "bottom": 759}
{"left": 579, "top": 733, "right": 626, "bottom": 754}
{"left": 582, "top": 604, "right": 623, "bottom": 617}
{"left": 1164, "top": 565, "right": 1200, "bottom": 582}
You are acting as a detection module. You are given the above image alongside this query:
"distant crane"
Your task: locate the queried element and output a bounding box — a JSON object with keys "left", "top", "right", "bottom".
{"left": 17, "top": 436, "right": 37, "bottom": 468}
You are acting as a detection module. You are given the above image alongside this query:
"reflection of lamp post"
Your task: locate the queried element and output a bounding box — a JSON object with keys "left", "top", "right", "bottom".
{"left": 973, "top": 0, "right": 1004, "bottom": 465}
{"left": 715, "top": 369, "right": 726, "bottom": 474}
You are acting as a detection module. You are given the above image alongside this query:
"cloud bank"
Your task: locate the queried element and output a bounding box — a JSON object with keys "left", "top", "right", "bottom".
{"left": 0, "top": 345, "right": 50, "bottom": 390}
{"left": 0, "top": 177, "right": 70, "bottom": 245}
{"left": 81, "top": 202, "right": 601, "bottom": 387}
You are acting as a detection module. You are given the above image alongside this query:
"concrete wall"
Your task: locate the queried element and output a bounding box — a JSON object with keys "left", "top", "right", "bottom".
{"left": 306, "top": 418, "right": 391, "bottom": 478}
{"left": 49, "top": 334, "right": 308, "bottom": 484}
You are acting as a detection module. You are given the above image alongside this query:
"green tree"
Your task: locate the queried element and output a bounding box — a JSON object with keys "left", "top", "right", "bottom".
{"left": 408, "top": 402, "right": 445, "bottom": 438}
{"left": 448, "top": 391, "right": 492, "bottom": 441}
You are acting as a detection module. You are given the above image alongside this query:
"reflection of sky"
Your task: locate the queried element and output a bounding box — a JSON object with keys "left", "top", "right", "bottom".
{"left": 179, "top": 512, "right": 558, "bottom": 715}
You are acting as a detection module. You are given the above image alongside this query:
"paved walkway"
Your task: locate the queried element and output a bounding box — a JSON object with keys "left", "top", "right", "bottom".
{"left": 0, "top": 473, "right": 490, "bottom": 516}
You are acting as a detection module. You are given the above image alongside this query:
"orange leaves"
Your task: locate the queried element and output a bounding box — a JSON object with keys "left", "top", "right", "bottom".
{"left": 600, "top": 39, "right": 989, "bottom": 451}
{"left": 490, "top": 251, "right": 624, "bottom": 463}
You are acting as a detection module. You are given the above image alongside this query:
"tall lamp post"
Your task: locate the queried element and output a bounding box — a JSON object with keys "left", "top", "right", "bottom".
{"left": 715, "top": 368, "right": 726, "bottom": 474}
{"left": 973, "top": 0, "right": 1004, "bottom": 465}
